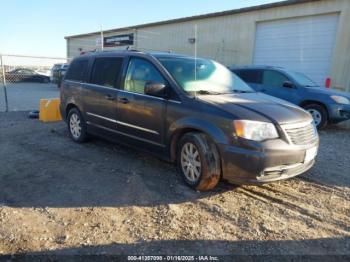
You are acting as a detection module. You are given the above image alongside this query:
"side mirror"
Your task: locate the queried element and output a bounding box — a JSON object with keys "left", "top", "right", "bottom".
{"left": 283, "top": 81, "right": 295, "bottom": 88}
{"left": 144, "top": 82, "right": 167, "bottom": 98}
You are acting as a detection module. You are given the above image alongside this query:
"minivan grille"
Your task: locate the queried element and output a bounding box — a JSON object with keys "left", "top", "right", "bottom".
{"left": 283, "top": 122, "right": 318, "bottom": 145}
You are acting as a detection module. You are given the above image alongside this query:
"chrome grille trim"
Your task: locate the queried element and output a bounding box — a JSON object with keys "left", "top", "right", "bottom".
{"left": 281, "top": 121, "right": 318, "bottom": 145}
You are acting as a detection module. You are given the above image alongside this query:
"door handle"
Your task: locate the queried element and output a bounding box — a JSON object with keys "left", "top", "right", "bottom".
{"left": 105, "top": 94, "right": 116, "bottom": 101}
{"left": 119, "top": 97, "right": 129, "bottom": 104}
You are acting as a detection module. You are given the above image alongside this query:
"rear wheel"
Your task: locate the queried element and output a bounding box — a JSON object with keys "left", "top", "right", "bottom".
{"left": 303, "top": 104, "right": 328, "bottom": 129}
{"left": 177, "top": 133, "right": 221, "bottom": 191}
{"left": 67, "top": 108, "right": 88, "bottom": 143}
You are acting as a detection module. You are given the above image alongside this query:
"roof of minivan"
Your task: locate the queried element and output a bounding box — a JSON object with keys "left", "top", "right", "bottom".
{"left": 148, "top": 51, "right": 190, "bottom": 58}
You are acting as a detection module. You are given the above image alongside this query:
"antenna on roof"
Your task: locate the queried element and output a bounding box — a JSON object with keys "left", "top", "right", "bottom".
{"left": 126, "top": 46, "right": 130, "bottom": 50}
{"left": 100, "top": 25, "right": 104, "bottom": 51}
{"left": 194, "top": 24, "right": 198, "bottom": 100}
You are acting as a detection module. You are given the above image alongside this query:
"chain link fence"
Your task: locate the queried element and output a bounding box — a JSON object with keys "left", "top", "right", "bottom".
{"left": 0, "top": 54, "right": 68, "bottom": 112}
{"left": 0, "top": 24, "right": 237, "bottom": 112}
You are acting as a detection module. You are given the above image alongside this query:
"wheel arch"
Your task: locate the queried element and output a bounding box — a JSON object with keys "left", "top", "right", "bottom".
{"left": 168, "top": 118, "right": 226, "bottom": 163}
{"left": 65, "top": 103, "right": 80, "bottom": 119}
{"left": 299, "top": 100, "right": 329, "bottom": 120}
{"left": 170, "top": 127, "right": 202, "bottom": 163}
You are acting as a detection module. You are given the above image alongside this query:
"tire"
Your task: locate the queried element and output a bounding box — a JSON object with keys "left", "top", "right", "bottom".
{"left": 42, "top": 77, "right": 50, "bottom": 83}
{"left": 303, "top": 104, "right": 328, "bottom": 129}
{"left": 28, "top": 110, "right": 39, "bottom": 119}
{"left": 67, "top": 108, "right": 88, "bottom": 143}
{"left": 177, "top": 132, "right": 221, "bottom": 191}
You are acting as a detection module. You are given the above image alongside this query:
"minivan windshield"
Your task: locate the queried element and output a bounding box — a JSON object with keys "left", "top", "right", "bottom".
{"left": 157, "top": 57, "right": 254, "bottom": 94}
{"left": 288, "top": 71, "right": 319, "bottom": 87}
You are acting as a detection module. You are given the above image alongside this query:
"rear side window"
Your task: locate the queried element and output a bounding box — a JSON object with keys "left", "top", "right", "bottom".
{"left": 65, "top": 59, "right": 88, "bottom": 82}
{"left": 90, "top": 57, "right": 123, "bottom": 88}
{"left": 236, "top": 70, "right": 262, "bottom": 84}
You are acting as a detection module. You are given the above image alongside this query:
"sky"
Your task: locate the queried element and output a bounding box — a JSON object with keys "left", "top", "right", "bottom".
{"left": 0, "top": 0, "right": 282, "bottom": 58}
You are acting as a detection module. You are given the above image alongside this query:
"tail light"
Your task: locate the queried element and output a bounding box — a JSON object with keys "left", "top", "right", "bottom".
{"left": 325, "top": 78, "right": 331, "bottom": 88}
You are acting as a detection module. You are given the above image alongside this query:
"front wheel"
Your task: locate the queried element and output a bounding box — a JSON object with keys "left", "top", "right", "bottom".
{"left": 67, "top": 108, "right": 88, "bottom": 143}
{"left": 303, "top": 104, "right": 328, "bottom": 129}
{"left": 177, "top": 133, "right": 221, "bottom": 191}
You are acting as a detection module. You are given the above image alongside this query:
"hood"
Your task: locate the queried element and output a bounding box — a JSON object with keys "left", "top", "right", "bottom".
{"left": 199, "top": 92, "right": 312, "bottom": 125}
{"left": 305, "top": 87, "right": 350, "bottom": 99}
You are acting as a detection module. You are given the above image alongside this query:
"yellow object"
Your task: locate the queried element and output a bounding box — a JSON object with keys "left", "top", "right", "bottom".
{"left": 39, "top": 98, "right": 62, "bottom": 122}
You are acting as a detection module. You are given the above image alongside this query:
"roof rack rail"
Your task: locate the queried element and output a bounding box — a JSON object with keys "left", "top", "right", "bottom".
{"left": 125, "top": 46, "right": 142, "bottom": 52}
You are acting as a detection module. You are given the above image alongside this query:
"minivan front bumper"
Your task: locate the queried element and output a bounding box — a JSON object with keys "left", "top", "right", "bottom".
{"left": 219, "top": 138, "right": 319, "bottom": 185}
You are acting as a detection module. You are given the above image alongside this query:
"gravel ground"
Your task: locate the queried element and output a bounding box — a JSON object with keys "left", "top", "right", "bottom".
{"left": 0, "top": 112, "right": 349, "bottom": 256}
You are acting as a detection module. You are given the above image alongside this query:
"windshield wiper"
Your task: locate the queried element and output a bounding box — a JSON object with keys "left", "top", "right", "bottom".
{"left": 231, "top": 90, "right": 255, "bottom": 93}
{"left": 192, "top": 89, "right": 254, "bottom": 96}
{"left": 195, "top": 90, "right": 222, "bottom": 95}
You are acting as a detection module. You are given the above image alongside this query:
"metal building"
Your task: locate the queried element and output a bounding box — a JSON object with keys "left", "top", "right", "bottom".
{"left": 65, "top": 0, "right": 350, "bottom": 91}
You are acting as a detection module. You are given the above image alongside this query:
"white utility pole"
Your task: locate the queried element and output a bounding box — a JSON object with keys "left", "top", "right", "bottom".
{"left": 0, "top": 54, "right": 9, "bottom": 112}
{"left": 194, "top": 24, "right": 197, "bottom": 81}
{"left": 100, "top": 25, "right": 104, "bottom": 51}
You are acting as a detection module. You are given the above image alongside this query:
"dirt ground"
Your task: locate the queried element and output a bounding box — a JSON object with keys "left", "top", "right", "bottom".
{"left": 0, "top": 112, "right": 349, "bottom": 256}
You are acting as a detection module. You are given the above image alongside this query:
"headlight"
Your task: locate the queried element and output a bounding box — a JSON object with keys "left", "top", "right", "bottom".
{"left": 331, "top": 95, "right": 350, "bottom": 105}
{"left": 233, "top": 120, "right": 279, "bottom": 141}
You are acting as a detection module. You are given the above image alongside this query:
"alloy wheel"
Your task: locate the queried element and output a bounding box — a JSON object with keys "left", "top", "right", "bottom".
{"left": 180, "top": 142, "right": 201, "bottom": 182}
{"left": 307, "top": 109, "right": 322, "bottom": 127}
{"left": 69, "top": 113, "right": 82, "bottom": 139}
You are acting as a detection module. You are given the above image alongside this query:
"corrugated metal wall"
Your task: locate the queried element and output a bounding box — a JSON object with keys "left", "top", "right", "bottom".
{"left": 67, "top": 0, "right": 350, "bottom": 92}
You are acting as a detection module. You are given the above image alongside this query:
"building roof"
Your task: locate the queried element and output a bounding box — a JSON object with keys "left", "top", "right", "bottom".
{"left": 65, "top": 0, "right": 320, "bottom": 39}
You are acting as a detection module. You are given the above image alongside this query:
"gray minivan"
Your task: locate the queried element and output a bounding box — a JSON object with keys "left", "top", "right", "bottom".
{"left": 60, "top": 51, "right": 319, "bottom": 191}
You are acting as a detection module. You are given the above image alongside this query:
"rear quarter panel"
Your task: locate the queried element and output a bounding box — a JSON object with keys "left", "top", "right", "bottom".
{"left": 60, "top": 80, "right": 84, "bottom": 121}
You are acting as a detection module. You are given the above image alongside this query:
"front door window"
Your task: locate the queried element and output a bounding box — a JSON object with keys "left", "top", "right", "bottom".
{"left": 124, "top": 58, "right": 165, "bottom": 94}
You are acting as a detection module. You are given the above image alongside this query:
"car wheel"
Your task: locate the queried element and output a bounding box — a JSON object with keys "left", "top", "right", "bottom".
{"left": 42, "top": 78, "right": 50, "bottom": 83}
{"left": 67, "top": 108, "right": 88, "bottom": 143}
{"left": 177, "top": 132, "right": 221, "bottom": 191}
{"left": 303, "top": 104, "right": 328, "bottom": 129}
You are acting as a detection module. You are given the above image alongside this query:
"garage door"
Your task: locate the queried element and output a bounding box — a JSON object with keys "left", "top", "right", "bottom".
{"left": 253, "top": 14, "right": 339, "bottom": 86}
